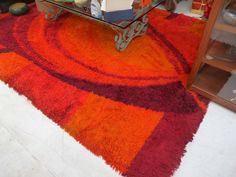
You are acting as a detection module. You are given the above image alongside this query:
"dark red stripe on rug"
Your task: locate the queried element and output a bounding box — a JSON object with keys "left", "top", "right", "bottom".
{"left": 50, "top": 72, "right": 200, "bottom": 114}
{"left": 149, "top": 24, "right": 191, "bottom": 73}
{"left": 166, "top": 13, "right": 180, "bottom": 20}
{"left": 0, "top": 48, "right": 11, "bottom": 53}
{"left": 126, "top": 111, "right": 205, "bottom": 177}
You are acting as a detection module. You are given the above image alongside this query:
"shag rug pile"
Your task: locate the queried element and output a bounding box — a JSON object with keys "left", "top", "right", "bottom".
{"left": 0, "top": 5, "right": 207, "bottom": 177}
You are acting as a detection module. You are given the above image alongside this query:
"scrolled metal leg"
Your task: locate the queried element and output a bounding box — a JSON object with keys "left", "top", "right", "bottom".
{"left": 44, "top": 7, "right": 63, "bottom": 20}
{"left": 112, "top": 15, "right": 149, "bottom": 51}
{"left": 35, "top": 0, "right": 63, "bottom": 20}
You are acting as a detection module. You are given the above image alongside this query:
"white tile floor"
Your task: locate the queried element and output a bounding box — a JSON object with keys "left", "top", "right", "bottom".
{"left": 0, "top": 2, "right": 236, "bottom": 177}
{"left": 0, "top": 82, "right": 121, "bottom": 177}
{"left": 173, "top": 103, "right": 236, "bottom": 177}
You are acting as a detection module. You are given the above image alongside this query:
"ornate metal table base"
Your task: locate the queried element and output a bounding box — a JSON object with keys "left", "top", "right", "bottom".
{"left": 45, "top": 7, "right": 63, "bottom": 20}
{"left": 36, "top": 0, "right": 63, "bottom": 20}
{"left": 36, "top": 0, "right": 149, "bottom": 51}
{"left": 112, "top": 15, "right": 148, "bottom": 51}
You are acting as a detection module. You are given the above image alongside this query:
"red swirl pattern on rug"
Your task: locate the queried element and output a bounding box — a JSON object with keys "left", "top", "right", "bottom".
{"left": 0, "top": 5, "right": 207, "bottom": 177}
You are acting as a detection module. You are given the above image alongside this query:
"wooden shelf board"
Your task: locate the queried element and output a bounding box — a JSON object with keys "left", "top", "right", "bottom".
{"left": 215, "top": 22, "right": 236, "bottom": 34}
{"left": 203, "top": 58, "right": 236, "bottom": 73}
{"left": 191, "top": 65, "right": 236, "bottom": 112}
{"left": 190, "top": 85, "right": 236, "bottom": 112}
{"left": 205, "top": 41, "right": 236, "bottom": 73}
{"left": 188, "top": 0, "right": 236, "bottom": 112}
{"left": 193, "top": 65, "right": 230, "bottom": 95}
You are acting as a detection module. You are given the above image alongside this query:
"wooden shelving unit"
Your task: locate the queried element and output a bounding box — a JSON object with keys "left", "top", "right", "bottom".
{"left": 188, "top": 0, "right": 236, "bottom": 112}
{"left": 215, "top": 22, "right": 236, "bottom": 34}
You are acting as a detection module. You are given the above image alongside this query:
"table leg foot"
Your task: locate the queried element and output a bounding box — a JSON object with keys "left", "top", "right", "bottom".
{"left": 112, "top": 15, "right": 148, "bottom": 52}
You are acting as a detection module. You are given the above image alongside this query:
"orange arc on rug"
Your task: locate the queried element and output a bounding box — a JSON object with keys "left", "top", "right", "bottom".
{"left": 64, "top": 93, "right": 164, "bottom": 173}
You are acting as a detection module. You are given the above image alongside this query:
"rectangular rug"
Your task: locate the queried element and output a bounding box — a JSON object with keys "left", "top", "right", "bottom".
{"left": 0, "top": 5, "right": 208, "bottom": 177}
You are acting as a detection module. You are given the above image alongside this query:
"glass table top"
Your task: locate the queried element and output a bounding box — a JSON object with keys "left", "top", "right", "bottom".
{"left": 40, "top": 0, "right": 163, "bottom": 29}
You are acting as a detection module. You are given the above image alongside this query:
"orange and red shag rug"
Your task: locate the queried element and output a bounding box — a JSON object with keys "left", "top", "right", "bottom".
{"left": 0, "top": 5, "right": 207, "bottom": 177}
